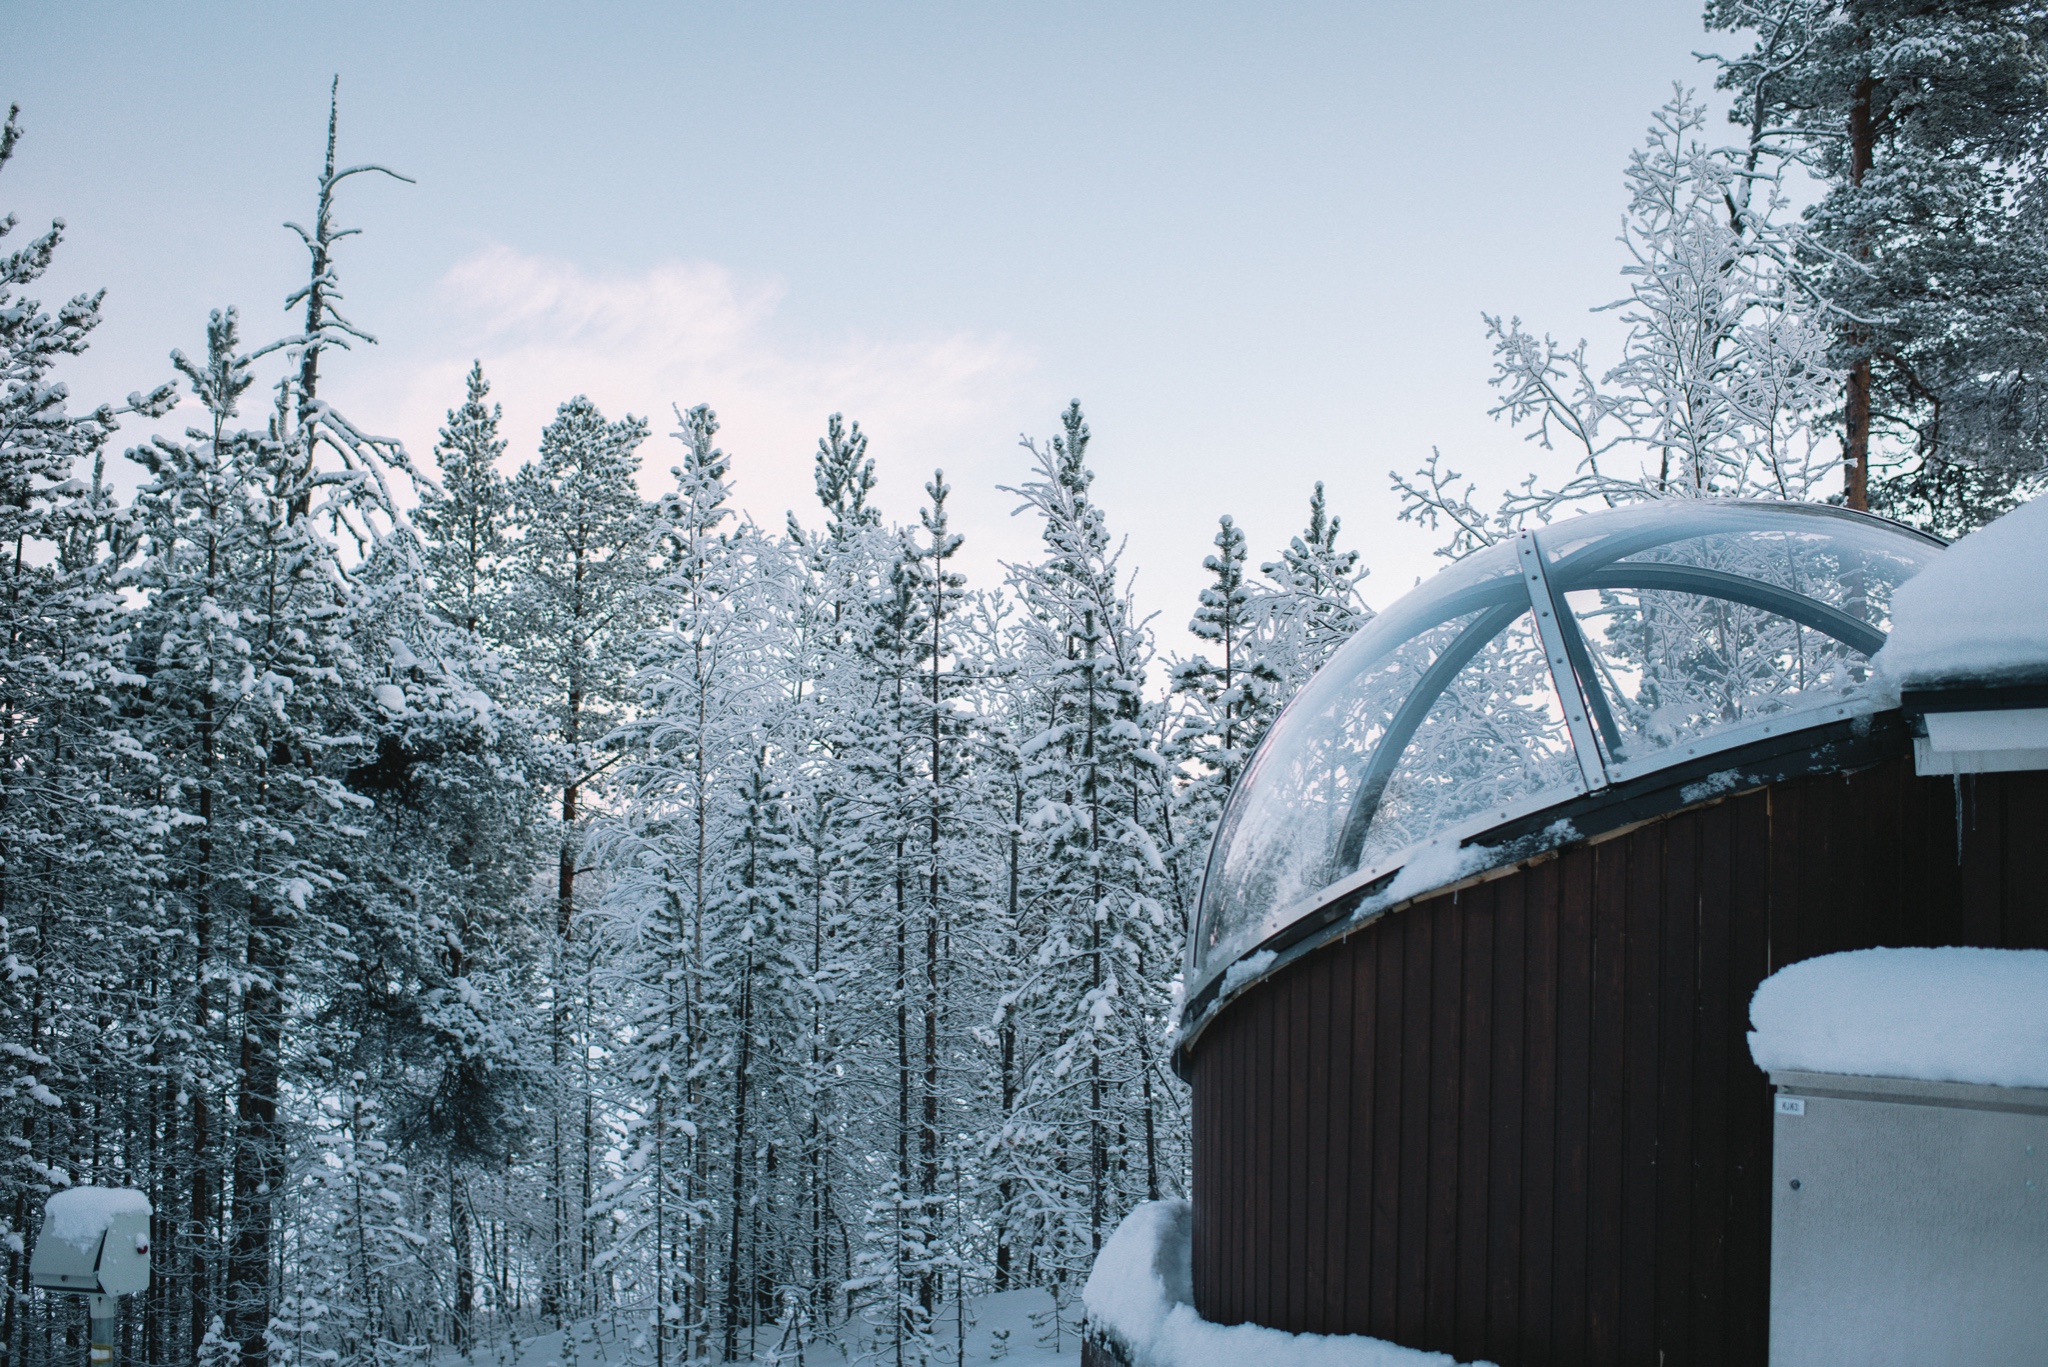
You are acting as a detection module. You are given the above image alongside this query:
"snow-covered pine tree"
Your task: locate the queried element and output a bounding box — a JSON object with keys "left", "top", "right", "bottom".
{"left": 418, "top": 360, "right": 513, "bottom": 639}
{"left": 996, "top": 403, "right": 1181, "bottom": 1331}
{"left": 955, "top": 585, "right": 1052, "bottom": 1300}
{"left": 714, "top": 749, "right": 805, "bottom": 1361}
{"left": 0, "top": 102, "right": 173, "bottom": 1367}
{"left": 1252, "top": 481, "right": 1373, "bottom": 692}
{"left": 1168, "top": 514, "right": 1283, "bottom": 834}
{"left": 121, "top": 311, "right": 288, "bottom": 1366}
{"left": 784, "top": 414, "right": 886, "bottom": 1333}
{"left": 124, "top": 276, "right": 415, "bottom": 1367}
{"left": 1395, "top": 88, "right": 1835, "bottom": 553}
{"left": 333, "top": 513, "right": 545, "bottom": 1359}
{"left": 207, "top": 90, "right": 420, "bottom": 1366}
{"left": 1160, "top": 485, "right": 1375, "bottom": 980}
{"left": 509, "top": 395, "right": 653, "bottom": 1325}
{"left": 907, "top": 471, "right": 978, "bottom": 1335}
{"left": 591, "top": 401, "right": 791, "bottom": 1363}
{"left": 1708, "top": 0, "right": 2048, "bottom": 531}
{"left": 276, "top": 78, "right": 416, "bottom": 526}
{"left": 845, "top": 524, "right": 942, "bottom": 1367}
{"left": 377, "top": 363, "right": 539, "bottom": 1354}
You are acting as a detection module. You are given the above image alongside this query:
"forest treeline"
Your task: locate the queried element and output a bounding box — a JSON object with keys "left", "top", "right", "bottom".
{"left": 0, "top": 100, "right": 1371, "bottom": 1367}
{"left": 5, "top": 4, "right": 2046, "bottom": 1366}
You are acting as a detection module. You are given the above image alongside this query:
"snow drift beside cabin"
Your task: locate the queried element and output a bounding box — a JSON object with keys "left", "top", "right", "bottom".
{"left": 1874, "top": 494, "right": 2048, "bottom": 688}
{"left": 1747, "top": 947, "right": 2048, "bottom": 1088}
{"left": 1083, "top": 1200, "right": 1493, "bottom": 1367}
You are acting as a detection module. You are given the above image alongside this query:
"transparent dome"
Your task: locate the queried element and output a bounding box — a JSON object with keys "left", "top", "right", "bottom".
{"left": 1191, "top": 500, "right": 1941, "bottom": 989}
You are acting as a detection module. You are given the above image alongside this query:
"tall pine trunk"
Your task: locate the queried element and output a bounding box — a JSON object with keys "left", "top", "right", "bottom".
{"left": 226, "top": 891, "right": 284, "bottom": 1367}
{"left": 546, "top": 662, "right": 582, "bottom": 1325}
{"left": 721, "top": 956, "right": 755, "bottom": 1361}
{"left": 451, "top": 1155, "right": 474, "bottom": 1353}
{"left": 1843, "top": 67, "right": 1875, "bottom": 510}
{"left": 1084, "top": 610, "right": 1105, "bottom": 1254}
{"left": 993, "top": 780, "right": 1021, "bottom": 1292}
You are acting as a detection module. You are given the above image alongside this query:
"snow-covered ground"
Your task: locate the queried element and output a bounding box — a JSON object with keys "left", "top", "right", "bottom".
{"left": 433, "top": 1287, "right": 1080, "bottom": 1367}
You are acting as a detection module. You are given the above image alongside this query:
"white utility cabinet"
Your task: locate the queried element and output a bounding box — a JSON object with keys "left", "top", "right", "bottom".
{"left": 29, "top": 1187, "right": 152, "bottom": 1297}
{"left": 1769, "top": 1069, "right": 2048, "bottom": 1367}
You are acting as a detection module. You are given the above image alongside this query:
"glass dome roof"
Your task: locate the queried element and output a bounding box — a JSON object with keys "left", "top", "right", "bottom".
{"left": 1190, "top": 500, "right": 1942, "bottom": 994}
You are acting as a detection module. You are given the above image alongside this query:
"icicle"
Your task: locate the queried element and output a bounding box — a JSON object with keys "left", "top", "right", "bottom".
{"left": 1955, "top": 773, "right": 1966, "bottom": 864}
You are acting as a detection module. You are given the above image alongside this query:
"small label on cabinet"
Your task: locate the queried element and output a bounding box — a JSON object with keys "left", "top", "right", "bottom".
{"left": 1777, "top": 1095, "right": 1806, "bottom": 1116}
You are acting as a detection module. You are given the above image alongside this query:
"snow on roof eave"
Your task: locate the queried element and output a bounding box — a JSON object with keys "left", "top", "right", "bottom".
{"left": 1873, "top": 494, "right": 2048, "bottom": 693}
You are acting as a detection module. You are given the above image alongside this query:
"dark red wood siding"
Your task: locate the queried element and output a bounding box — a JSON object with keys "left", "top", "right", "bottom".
{"left": 1187, "top": 756, "right": 2048, "bottom": 1367}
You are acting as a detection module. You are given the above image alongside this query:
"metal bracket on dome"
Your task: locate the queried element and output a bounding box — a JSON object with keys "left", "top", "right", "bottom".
{"left": 1518, "top": 530, "right": 1609, "bottom": 792}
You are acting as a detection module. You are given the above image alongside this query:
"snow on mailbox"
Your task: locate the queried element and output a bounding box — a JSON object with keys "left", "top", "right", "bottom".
{"left": 30, "top": 1187, "right": 152, "bottom": 1296}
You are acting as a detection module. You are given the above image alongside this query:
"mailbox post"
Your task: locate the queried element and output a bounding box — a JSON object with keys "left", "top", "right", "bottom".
{"left": 28, "top": 1187, "right": 152, "bottom": 1367}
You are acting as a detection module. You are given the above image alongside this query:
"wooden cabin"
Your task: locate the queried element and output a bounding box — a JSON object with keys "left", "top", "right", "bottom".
{"left": 1173, "top": 500, "right": 2048, "bottom": 1367}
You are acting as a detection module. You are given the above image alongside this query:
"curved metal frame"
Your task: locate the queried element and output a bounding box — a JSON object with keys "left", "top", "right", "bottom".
{"left": 1194, "top": 505, "right": 1938, "bottom": 998}
{"left": 1330, "top": 532, "right": 1889, "bottom": 870}
{"left": 1328, "top": 600, "right": 1527, "bottom": 874}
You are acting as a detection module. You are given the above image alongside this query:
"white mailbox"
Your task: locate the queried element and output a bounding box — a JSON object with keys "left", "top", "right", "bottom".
{"left": 30, "top": 1188, "right": 152, "bottom": 1297}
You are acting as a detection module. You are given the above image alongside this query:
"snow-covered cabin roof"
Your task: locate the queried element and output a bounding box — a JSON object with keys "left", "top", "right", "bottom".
{"left": 1874, "top": 493, "right": 2048, "bottom": 691}
{"left": 1188, "top": 500, "right": 1941, "bottom": 1004}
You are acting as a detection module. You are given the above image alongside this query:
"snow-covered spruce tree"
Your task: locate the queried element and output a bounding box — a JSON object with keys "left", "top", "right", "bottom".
{"left": 1250, "top": 481, "right": 1372, "bottom": 694}
{"left": 0, "top": 102, "right": 172, "bottom": 1367}
{"left": 588, "top": 401, "right": 757, "bottom": 1363}
{"left": 508, "top": 395, "right": 653, "bottom": 1325}
{"left": 994, "top": 403, "right": 1181, "bottom": 1333}
{"left": 322, "top": 517, "right": 546, "bottom": 1361}
{"left": 713, "top": 749, "right": 805, "bottom": 1363}
{"left": 1708, "top": 0, "right": 2048, "bottom": 532}
{"left": 844, "top": 527, "right": 942, "bottom": 1367}
{"left": 1395, "top": 88, "right": 1835, "bottom": 554}
{"left": 417, "top": 360, "right": 512, "bottom": 639}
{"left": 1168, "top": 514, "right": 1284, "bottom": 850}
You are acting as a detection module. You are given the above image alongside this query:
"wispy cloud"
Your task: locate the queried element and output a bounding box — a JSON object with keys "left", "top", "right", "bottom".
{"left": 376, "top": 244, "right": 1037, "bottom": 528}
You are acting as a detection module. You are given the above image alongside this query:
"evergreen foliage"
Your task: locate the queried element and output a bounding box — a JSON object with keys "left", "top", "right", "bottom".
{"left": 1707, "top": 0, "right": 2048, "bottom": 533}
{"left": 7, "top": 8, "right": 2046, "bottom": 1360}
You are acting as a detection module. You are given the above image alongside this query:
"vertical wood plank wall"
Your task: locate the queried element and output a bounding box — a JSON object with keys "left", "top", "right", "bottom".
{"left": 1187, "top": 756, "right": 2048, "bottom": 1367}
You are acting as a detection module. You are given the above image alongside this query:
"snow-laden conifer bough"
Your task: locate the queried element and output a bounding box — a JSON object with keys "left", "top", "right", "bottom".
{"left": 1081, "top": 1201, "right": 1494, "bottom": 1367}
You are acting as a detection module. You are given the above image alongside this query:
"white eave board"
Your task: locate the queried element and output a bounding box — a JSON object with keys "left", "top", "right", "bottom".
{"left": 1914, "top": 707, "right": 2048, "bottom": 775}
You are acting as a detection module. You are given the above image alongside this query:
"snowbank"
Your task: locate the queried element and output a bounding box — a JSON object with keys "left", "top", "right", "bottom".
{"left": 1748, "top": 947, "right": 2048, "bottom": 1088}
{"left": 42, "top": 1187, "right": 151, "bottom": 1255}
{"left": 1874, "top": 494, "right": 2048, "bottom": 688}
{"left": 1082, "top": 1200, "right": 1490, "bottom": 1367}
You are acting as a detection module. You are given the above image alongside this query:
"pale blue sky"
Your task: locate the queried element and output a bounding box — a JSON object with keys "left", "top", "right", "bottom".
{"left": 8, "top": 0, "right": 1723, "bottom": 655}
